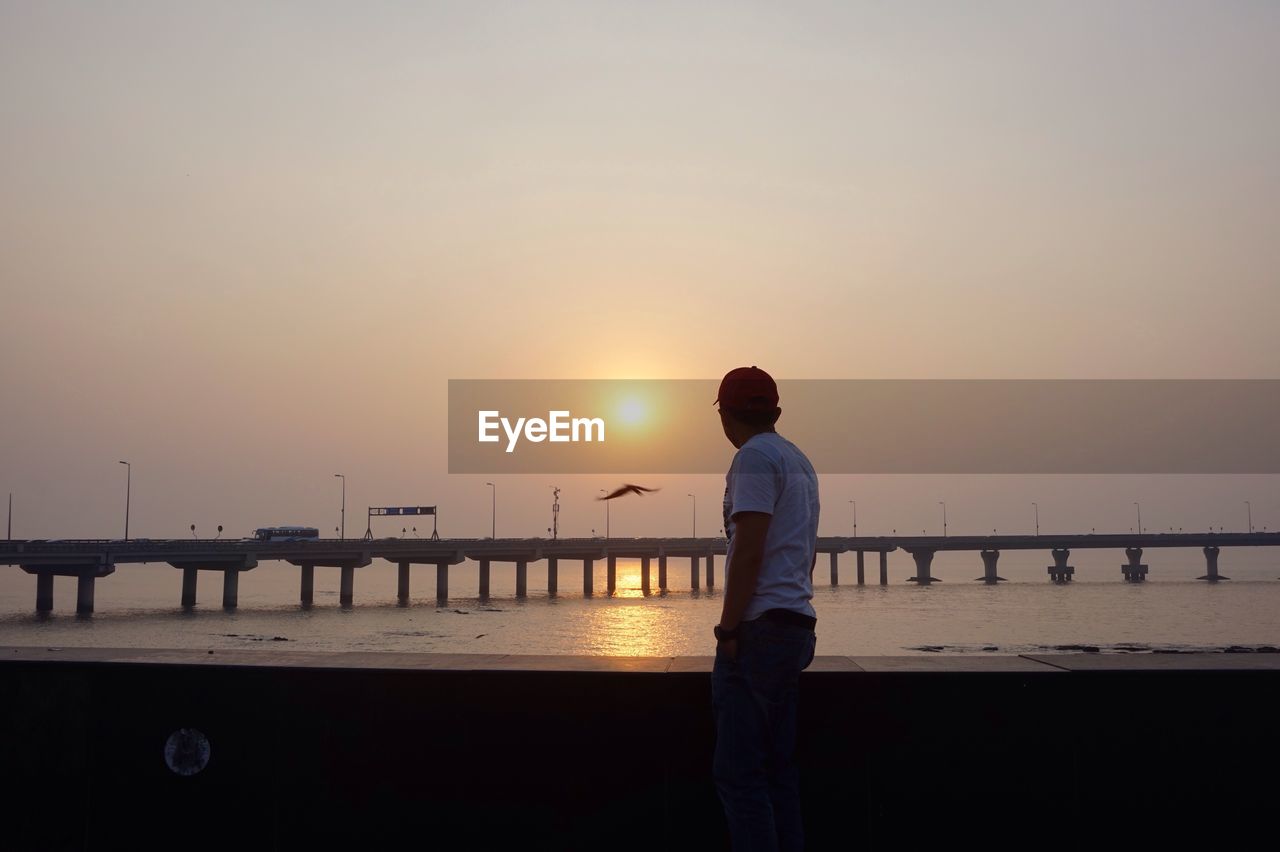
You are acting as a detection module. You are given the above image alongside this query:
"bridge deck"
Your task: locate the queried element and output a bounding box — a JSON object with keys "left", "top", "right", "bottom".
{"left": 2, "top": 531, "right": 1278, "bottom": 567}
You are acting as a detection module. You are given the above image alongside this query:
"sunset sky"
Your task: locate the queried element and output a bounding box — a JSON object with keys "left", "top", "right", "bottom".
{"left": 2, "top": 1, "right": 1277, "bottom": 541}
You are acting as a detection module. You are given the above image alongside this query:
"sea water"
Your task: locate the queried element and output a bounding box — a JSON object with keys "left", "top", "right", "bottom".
{"left": 1, "top": 550, "right": 1277, "bottom": 656}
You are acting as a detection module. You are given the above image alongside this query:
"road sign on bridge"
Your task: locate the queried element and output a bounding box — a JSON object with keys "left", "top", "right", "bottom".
{"left": 364, "top": 506, "right": 439, "bottom": 541}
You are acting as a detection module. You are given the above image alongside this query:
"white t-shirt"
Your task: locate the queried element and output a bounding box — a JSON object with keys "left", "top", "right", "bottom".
{"left": 722, "top": 431, "right": 820, "bottom": 621}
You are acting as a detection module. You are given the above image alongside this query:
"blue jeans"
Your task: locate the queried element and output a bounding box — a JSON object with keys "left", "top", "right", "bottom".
{"left": 712, "top": 616, "right": 817, "bottom": 852}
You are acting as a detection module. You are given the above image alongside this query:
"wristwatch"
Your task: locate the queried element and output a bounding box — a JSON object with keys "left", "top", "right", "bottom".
{"left": 714, "top": 624, "right": 739, "bottom": 642}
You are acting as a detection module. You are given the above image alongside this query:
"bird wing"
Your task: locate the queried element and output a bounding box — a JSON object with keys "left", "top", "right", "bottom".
{"left": 598, "top": 484, "right": 661, "bottom": 500}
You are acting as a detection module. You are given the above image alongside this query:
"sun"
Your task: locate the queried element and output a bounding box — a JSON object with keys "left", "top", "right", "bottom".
{"left": 615, "top": 395, "right": 648, "bottom": 427}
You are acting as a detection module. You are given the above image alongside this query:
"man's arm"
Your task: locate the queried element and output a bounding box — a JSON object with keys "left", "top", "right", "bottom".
{"left": 718, "top": 511, "right": 772, "bottom": 633}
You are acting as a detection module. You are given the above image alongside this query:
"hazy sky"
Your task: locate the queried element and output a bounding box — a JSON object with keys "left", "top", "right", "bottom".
{"left": 2, "top": 1, "right": 1277, "bottom": 541}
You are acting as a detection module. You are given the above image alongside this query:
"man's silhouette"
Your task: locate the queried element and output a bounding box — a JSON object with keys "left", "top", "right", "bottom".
{"left": 711, "top": 365, "right": 819, "bottom": 852}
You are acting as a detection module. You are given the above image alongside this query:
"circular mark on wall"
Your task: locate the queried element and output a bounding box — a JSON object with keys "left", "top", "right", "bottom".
{"left": 163, "top": 728, "right": 211, "bottom": 776}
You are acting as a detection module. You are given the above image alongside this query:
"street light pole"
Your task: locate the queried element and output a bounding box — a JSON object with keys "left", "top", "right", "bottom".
{"left": 1246, "top": 501, "right": 1252, "bottom": 534}
{"left": 334, "top": 474, "right": 345, "bottom": 539}
{"left": 850, "top": 500, "right": 857, "bottom": 538}
{"left": 599, "top": 489, "right": 610, "bottom": 539}
{"left": 118, "top": 461, "right": 131, "bottom": 540}
{"left": 550, "top": 486, "right": 560, "bottom": 540}
{"left": 1032, "top": 502, "right": 1039, "bottom": 536}
{"left": 687, "top": 494, "right": 696, "bottom": 538}
{"left": 939, "top": 501, "right": 947, "bottom": 537}
{"left": 6, "top": 492, "right": 11, "bottom": 541}
{"left": 486, "top": 482, "right": 496, "bottom": 539}
{"left": 1134, "top": 502, "right": 1142, "bottom": 535}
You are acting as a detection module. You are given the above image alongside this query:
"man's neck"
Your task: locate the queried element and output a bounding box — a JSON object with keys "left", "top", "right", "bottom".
{"left": 735, "top": 427, "right": 776, "bottom": 448}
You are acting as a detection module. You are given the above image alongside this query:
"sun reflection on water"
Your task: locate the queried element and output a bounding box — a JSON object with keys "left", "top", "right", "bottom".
{"left": 582, "top": 559, "right": 686, "bottom": 656}
{"left": 612, "top": 559, "right": 649, "bottom": 600}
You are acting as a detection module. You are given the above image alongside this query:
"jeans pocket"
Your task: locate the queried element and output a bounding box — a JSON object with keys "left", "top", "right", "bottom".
{"left": 741, "top": 622, "right": 811, "bottom": 698}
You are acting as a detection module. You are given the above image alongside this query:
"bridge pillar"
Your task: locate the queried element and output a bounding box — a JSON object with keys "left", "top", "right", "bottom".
{"left": 339, "top": 566, "right": 355, "bottom": 607}
{"left": 879, "top": 551, "right": 888, "bottom": 585}
{"left": 436, "top": 562, "right": 449, "bottom": 604}
{"left": 397, "top": 562, "right": 410, "bottom": 606}
{"left": 515, "top": 561, "right": 528, "bottom": 598}
{"left": 478, "top": 560, "right": 490, "bottom": 599}
{"left": 76, "top": 574, "right": 96, "bottom": 615}
{"left": 658, "top": 555, "right": 668, "bottom": 592}
{"left": 907, "top": 550, "right": 939, "bottom": 585}
{"left": 1122, "top": 547, "right": 1149, "bottom": 583}
{"left": 547, "top": 558, "right": 558, "bottom": 597}
{"left": 977, "top": 549, "right": 1006, "bottom": 583}
{"left": 691, "top": 556, "right": 701, "bottom": 591}
{"left": 706, "top": 553, "right": 715, "bottom": 588}
{"left": 36, "top": 572, "right": 53, "bottom": 613}
{"left": 181, "top": 567, "right": 198, "bottom": 608}
{"left": 1198, "top": 546, "right": 1229, "bottom": 582}
{"left": 607, "top": 556, "right": 617, "bottom": 595}
{"left": 856, "top": 550, "right": 865, "bottom": 585}
{"left": 300, "top": 564, "right": 314, "bottom": 608}
{"left": 829, "top": 552, "right": 839, "bottom": 586}
{"left": 641, "top": 557, "right": 651, "bottom": 594}
{"left": 222, "top": 568, "right": 239, "bottom": 610}
{"left": 1046, "top": 549, "right": 1074, "bottom": 584}
{"left": 583, "top": 559, "right": 593, "bottom": 596}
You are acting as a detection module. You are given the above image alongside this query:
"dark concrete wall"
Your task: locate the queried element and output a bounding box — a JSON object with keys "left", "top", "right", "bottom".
{"left": 2, "top": 652, "right": 1277, "bottom": 851}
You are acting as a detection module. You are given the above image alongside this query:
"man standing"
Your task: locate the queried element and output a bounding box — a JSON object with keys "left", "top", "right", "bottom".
{"left": 712, "top": 365, "right": 819, "bottom": 852}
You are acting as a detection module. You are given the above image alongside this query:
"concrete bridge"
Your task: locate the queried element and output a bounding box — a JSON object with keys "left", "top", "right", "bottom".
{"left": 3, "top": 532, "right": 1278, "bottom": 614}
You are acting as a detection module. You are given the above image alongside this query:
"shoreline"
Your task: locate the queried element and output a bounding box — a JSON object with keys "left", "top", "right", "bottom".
{"left": 6, "top": 644, "right": 1280, "bottom": 669}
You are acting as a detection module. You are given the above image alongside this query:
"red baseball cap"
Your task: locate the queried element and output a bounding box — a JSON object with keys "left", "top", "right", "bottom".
{"left": 714, "top": 365, "right": 779, "bottom": 411}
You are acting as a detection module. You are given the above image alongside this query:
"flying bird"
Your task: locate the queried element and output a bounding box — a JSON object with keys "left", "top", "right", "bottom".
{"left": 598, "top": 484, "right": 661, "bottom": 501}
